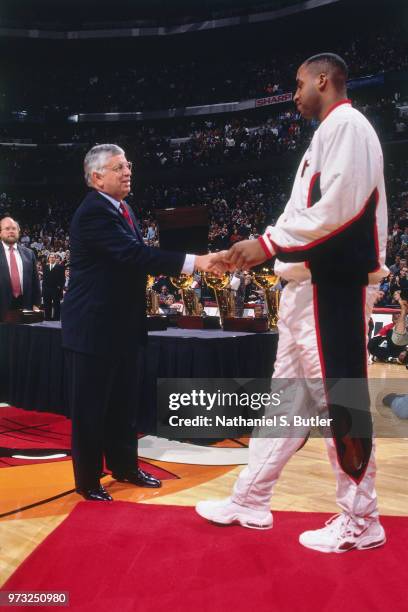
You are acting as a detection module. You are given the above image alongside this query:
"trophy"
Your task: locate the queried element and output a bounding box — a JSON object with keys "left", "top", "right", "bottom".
{"left": 169, "top": 273, "right": 203, "bottom": 328}
{"left": 145, "top": 275, "right": 167, "bottom": 330}
{"left": 252, "top": 267, "right": 280, "bottom": 329}
{"left": 146, "top": 275, "right": 159, "bottom": 315}
{"left": 204, "top": 273, "right": 232, "bottom": 328}
{"left": 205, "top": 271, "right": 269, "bottom": 332}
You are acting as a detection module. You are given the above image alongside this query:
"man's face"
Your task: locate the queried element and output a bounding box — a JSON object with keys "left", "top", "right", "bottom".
{"left": 49, "top": 254, "right": 56, "bottom": 265}
{"left": 93, "top": 154, "right": 132, "bottom": 201}
{"left": 0, "top": 218, "right": 20, "bottom": 244}
{"left": 293, "top": 64, "right": 322, "bottom": 120}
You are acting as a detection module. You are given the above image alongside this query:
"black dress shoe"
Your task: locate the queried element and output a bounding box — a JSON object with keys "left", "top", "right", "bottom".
{"left": 77, "top": 484, "right": 113, "bottom": 501}
{"left": 112, "top": 468, "right": 161, "bottom": 488}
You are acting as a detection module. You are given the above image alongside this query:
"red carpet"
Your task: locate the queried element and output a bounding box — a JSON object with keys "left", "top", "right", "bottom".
{"left": 0, "top": 406, "right": 176, "bottom": 480}
{"left": 4, "top": 502, "right": 407, "bottom": 612}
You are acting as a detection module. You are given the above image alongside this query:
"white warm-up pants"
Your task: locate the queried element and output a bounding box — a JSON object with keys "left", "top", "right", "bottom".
{"left": 231, "top": 280, "right": 379, "bottom": 525}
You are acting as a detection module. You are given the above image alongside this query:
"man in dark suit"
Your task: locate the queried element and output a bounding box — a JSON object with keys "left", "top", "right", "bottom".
{"left": 42, "top": 253, "right": 65, "bottom": 321}
{"left": 62, "top": 143, "right": 220, "bottom": 501}
{"left": 0, "top": 217, "right": 41, "bottom": 321}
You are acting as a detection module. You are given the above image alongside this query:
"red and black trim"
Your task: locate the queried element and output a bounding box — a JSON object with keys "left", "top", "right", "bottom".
{"left": 307, "top": 172, "right": 321, "bottom": 209}
{"left": 273, "top": 188, "right": 380, "bottom": 286}
{"left": 313, "top": 284, "right": 372, "bottom": 483}
{"left": 258, "top": 235, "right": 274, "bottom": 258}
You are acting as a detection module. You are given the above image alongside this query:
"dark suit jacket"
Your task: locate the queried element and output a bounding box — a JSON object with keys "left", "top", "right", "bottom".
{"left": 61, "top": 190, "right": 186, "bottom": 355}
{"left": 42, "top": 263, "right": 65, "bottom": 296}
{"left": 0, "top": 243, "right": 41, "bottom": 320}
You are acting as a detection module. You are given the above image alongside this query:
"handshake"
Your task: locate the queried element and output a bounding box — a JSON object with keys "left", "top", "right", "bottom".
{"left": 194, "top": 239, "right": 267, "bottom": 276}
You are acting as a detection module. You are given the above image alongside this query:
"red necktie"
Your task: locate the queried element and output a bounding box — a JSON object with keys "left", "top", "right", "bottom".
{"left": 9, "top": 246, "right": 22, "bottom": 298}
{"left": 119, "top": 202, "right": 135, "bottom": 231}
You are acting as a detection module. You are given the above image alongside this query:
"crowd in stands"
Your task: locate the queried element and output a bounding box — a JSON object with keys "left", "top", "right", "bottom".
{"left": 1, "top": 97, "right": 406, "bottom": 182}
{"left": 0, "top": 110, "right": 311, "bottom": 176}
{"left": 139, "top": 111, "right": 314, "bottom": 168}
{"left": 3, "top": 28, "right": 407, "bottom": 115}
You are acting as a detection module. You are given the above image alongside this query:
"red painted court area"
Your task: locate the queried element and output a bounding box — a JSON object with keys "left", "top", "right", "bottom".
{"left": 4, "top": 502, "right": 407, "bottom": 612}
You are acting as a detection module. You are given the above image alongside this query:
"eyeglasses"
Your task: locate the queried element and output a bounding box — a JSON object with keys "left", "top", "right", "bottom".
{"left": 104, "top": 161, "right": 133, "bottom": 173}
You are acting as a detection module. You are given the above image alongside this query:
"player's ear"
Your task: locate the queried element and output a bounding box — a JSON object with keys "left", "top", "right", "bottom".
{"left": 317, "top": 72, "right": 328, "bottom": 91}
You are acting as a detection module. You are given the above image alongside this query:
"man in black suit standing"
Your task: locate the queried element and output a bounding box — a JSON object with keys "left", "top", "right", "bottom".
{"left": 42, "top": 253, "right": 65, "bottom": 321}
{"left": 62, "top": 143, "right": 220, "bottom": 501}
{"left": 0, "top": 217, "right": 41, "bottom": 321}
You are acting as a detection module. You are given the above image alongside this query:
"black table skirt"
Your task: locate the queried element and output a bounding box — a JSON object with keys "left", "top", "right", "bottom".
{"left": 0, "top": 322, "right": 278, "bottom": 432}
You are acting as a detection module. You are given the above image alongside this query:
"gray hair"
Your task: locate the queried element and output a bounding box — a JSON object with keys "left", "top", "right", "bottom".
{"left": 84, "top": 144, "right": 125, "bottom": 187}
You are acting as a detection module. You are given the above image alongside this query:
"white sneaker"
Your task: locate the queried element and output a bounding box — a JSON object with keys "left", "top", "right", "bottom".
{"left": 195, "top": 497, "right": 273, "bottom": 530}
{"left": 299, "top": 513, "right": 386, "bottom": 553}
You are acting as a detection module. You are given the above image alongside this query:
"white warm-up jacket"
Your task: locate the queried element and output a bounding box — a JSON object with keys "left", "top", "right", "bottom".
{"left": 258, "top": 100, "right": 388, "bottom": 285}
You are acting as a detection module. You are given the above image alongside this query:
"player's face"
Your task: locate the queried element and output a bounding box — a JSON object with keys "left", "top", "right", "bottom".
{"left": 95, "top": 153, "right": 132, "bottom": 201}
{"left": 294, "top": 64, "right": 321, "bottom": 120}
{"left": 0, "top": 218, "right": 20, "bottom": 244}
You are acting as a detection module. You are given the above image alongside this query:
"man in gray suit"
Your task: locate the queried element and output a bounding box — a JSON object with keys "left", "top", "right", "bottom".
{"left": 0, "top": 217, "right": 41, "bottom": 321}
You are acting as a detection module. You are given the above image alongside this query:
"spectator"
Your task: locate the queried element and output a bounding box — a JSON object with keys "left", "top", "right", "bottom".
{"left": 368, "top": 308, "right": 408, "bottom": 363}
{"left": 42, "top": 253, "right": 65, "bottom": 321}
{"left": 383, "top": 393, "right": 408, "bottom": 419}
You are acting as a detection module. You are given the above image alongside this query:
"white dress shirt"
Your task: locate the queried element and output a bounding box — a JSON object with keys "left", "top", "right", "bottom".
{"left": 98, "top": 191, "right": 195, "bottom": 274}
{"left": 1, "top": 241, "right": 24, "bottom": 292}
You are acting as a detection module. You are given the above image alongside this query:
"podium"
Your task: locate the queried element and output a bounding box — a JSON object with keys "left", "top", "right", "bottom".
{"left": 156, "top": 206, "right": 208, "bottom": 255}
{"left": 156, "top": 207, "right": 212, "bottom": 329}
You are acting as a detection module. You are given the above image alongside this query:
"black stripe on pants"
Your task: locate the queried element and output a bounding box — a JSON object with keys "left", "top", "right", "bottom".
{"left": 313, "top": 284, "right": 372, "bottom": 483}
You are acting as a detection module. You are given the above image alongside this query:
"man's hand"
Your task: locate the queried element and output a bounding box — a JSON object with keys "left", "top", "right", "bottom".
{"left": 224, "top": 239, "right": 267, "bottom": 271}
{"left": 195, "top": 252, "right": 229, "bottom": 276}
{"left": 33, "top": 306, "right": 40, "bottom": 312}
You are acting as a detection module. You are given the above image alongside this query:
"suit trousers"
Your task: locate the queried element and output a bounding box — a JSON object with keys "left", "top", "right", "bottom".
{"left": 43, "top": 289, "right": 61, "bottom": 321}
{"left": 64, "top": 346, "right": 145, "bottom": 489}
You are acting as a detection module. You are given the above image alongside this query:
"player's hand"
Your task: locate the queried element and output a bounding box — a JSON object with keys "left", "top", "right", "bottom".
{"left": 224, "top": 239, "right": 268, "bottom": 271}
